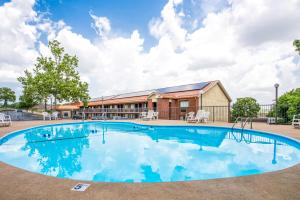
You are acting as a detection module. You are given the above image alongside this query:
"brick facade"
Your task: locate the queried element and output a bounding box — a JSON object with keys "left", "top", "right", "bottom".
{"left": 57, "top": 81, "right": 232, "bottom": 121}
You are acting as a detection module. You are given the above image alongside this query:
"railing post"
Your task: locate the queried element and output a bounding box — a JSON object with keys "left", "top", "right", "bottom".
{"left": 213, "top": 106, "right": 215, "bottom": 122}
{"left": 228, "top": 103, "right": 231, "bottom": 123}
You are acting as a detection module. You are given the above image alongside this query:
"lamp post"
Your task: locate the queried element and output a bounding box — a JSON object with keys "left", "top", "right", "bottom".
{"left": 199, "top": 90, "right": 204, "bottom": 110}
{"left": 274, "top": 83, "right": 279, "bottom": 124}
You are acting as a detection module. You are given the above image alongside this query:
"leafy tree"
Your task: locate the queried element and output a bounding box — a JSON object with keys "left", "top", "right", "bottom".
{"left": 18, "top": 94, "right": 39, "bottom": 111}
{"left": 232, "top": 97, "right": 260, "bottom": 120}
{"left": 268, "top": 88, "right": 300, "bottom": 122}
{"left": 18, "top": 40, "right": 90, "bottom": 111}
{"left": 0, "top": 87, "right": 16, "bottom": 107}
{"left": 293, "top": 40, "right": 300, "bottom": 55}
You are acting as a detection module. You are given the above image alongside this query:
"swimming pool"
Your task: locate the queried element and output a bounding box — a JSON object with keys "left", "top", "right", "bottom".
{"left": 0, "top": 122, "right": 299, "bottom": 183}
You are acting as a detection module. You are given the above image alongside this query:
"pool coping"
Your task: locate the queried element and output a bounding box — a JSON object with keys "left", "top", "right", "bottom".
{"left": 0, "top": 120, "right": 300, "bottom": 200}
{"left": 1, "top": 120, "right": 300, "bottom": 146}
{"left": 0, "top": 120, "right": 299, "bottom": 184}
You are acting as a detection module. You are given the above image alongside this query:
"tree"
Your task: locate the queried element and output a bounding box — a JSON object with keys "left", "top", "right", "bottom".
{"left": 232, "top": 97, "right": 260, "bottom": 119}
{"left": 18, "top": 93, "right": 39, "bottom": 111}
{"left": 0, "top": 87, "right": 16, "bottom": 107}
{"left": 293, "top": 40, "right": 300, "bottom": 55}
{"left": 268, "top": 88, "right": 300, "bottom": 122}
{"left": 18, "top": 70, "right": 45, "bottom": 110}
{"left": 18, "top": 40, "right": 90, "bottom": 111}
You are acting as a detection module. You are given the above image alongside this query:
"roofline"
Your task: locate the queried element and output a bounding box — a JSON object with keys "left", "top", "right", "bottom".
{"left": 202, "top": 80, "right": 232, "bottom": 102}
{"left": 91, "top": 81, "right": 213, "bottom": 101}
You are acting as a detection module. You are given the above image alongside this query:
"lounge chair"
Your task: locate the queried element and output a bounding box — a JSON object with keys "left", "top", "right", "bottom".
{"left": 0, "top": 113, "right": 12, "bottom": 126}
{"left": 187, "top": 110, "right": 203, "bottom": 123}
{"left": 42, "top": 112, "right": 51, "bottom": 120}
{"left": 153, "top": 111, "right": 159, "bottom": 120}
{"left": 51, "top": 111, "right": 59, "bottom": 120}
{"left": 139, "top": 112, "right": 147, "bottom": 119}
{"left": 142, "top": 110, "right": 155, "bottom": 120}
{"left": 292, "top": 114, "right": 300, "bottom": 128}
{"left": 187, "top": 110, "right": 210, "bottom": 123}
{"left": 186, "top": 112, "right": 195, "bottom": 121}
{"left": 202, "top": 111, "right": 210, "bottom": 123}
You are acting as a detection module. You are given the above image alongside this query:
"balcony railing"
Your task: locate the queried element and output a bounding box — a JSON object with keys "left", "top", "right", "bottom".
{"left": 80, "top": 108, "right": 148, "bottom": 113}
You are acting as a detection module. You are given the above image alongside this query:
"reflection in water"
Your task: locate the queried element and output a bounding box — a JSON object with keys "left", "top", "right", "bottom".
{"left": 0, "top": 122, "right": 299, "bottom": 182}
{"left": 22, "top": 125, "right": 90, "bottom": 177}
{"left": 272, "top": 140, "right": 277, "bottom": 165}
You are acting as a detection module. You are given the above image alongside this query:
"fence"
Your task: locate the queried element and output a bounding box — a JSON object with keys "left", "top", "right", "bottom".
{"left": 79, "top": 103, "right": 299, "bottom": 124}
{"left": 157, "top": 106, "right": 230, "bottom": 122}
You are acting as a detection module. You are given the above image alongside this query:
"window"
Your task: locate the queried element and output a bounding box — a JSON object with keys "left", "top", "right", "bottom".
{"left": 180, "top": 101, "right": 189, "bottom": 112}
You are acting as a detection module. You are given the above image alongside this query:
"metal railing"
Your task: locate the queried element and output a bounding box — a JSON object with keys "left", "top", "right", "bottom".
{"left": 80, "top": 107, "right": 148, "bottom": 113}
{"left": 75, "top": 104, "right": 299, "bottom": 124}
{"left": 232, "top": 117, "right": 253, "bottom": 130}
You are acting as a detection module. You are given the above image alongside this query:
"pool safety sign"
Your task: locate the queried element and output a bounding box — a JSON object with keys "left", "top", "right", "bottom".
{"left": 71, "top": 183, "right": 90, "bottom": 192}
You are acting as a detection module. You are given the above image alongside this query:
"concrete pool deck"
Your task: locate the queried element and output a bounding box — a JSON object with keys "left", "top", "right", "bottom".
{"left": 0, "top": 120, "right": 299, "bottom": 200}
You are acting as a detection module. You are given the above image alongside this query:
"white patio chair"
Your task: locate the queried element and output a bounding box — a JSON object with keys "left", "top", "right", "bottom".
{"left": 153, "top": 111, "right": 159, "bottom": 120}
{"left": 0, "top": 113, "right": 12, "bottom": 126}
{"left": 292, "top": 114, "right": 300, "bottom": 128}
{"left": 139, "top": 112, "right": 147, "bottom": 119}
{"left": 52, "top": 111, "right": 59, "bottom": 120}
{"left": 267, "top": 117, "right": 276, "bottom": 124}
{"left": 187, "top": 110, "right": 204, "bottom": 123}
{"left": 186, "top": 112, "right": 195, "bottom": 121}
{"left": 142, "top": 110, "right": 155, "bottom": 120}
{"left": 202, "top": 111, "right": 210, "bottom": 123}
{"left": 42, "top": 112, "right": 51, "bottom": 120}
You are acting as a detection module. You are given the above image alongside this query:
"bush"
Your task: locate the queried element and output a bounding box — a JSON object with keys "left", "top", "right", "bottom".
{"left": 232, "top": 97, "right": 260, "bottom": 120}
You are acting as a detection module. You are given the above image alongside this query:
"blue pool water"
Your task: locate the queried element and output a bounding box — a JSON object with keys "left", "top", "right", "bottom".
{"left": 0, "top": 122, "right": 299, "bottom": 183}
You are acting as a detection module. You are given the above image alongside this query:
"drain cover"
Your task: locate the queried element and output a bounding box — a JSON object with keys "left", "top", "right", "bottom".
{"left": 71, "top": 183, "right": 90, "bottom": 192}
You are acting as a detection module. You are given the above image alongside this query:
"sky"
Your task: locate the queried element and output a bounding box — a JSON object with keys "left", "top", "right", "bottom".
{"left": 0, "top": 0, "right": 300, "bottom": 104}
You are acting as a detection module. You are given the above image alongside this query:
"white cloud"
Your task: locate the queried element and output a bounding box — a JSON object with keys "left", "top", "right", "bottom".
{"left": 0, "top": 0, "right": 300, "bottom": 104}
{"left": 149, "top": 0, "right": 187, "bottom": 50}
{"left": 0, "top": 0, "right": 38, "bottom": 81}
{"left": 89, "top": 11, "right": 111, "bottom": 38}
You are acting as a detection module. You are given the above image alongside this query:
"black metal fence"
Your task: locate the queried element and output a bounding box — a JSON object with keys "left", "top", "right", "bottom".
{"left": 152, "top": 104, "right": 299, "bottom": 124}
{"left": 79, "top": 104, "right": 299, "bottom": 124}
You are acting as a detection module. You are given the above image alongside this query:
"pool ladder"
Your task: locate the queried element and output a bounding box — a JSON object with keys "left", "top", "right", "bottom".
{"left": 232, "top": 117, "right": 253, "bottom": 130}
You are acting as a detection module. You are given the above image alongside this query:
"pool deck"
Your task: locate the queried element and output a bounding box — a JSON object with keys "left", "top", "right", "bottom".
{"left": 0, "top": 120, "right": 299, "bottom": 200}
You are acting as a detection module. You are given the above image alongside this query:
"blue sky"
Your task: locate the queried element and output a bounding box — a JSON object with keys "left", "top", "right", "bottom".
{"left": 0, "top": 0, "right": 299, "bottom": 103}
{"left": 28, "top": 0, "right": 229, "bottom": 49}
{"left": 34, "top": 0, "right": 168, "bottom": 49}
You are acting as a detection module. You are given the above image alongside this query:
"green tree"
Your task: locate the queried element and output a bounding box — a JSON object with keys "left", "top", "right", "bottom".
{"left": 0, "top": 87, "right": 16, "bottom": 107}
{"left": 18, "top": 40, "right": 90, "bottom": 111}
{"left": 293, "top": 40, "right": 300, "bottom": 55}
{"left": 18, "top": 70, "right": 46, "bottom": 110}
{"left": 268, "top": 88, "right": 300, "bottom": 122}
{"left": 232, "top": 97, "right": 260, "bottom": 120}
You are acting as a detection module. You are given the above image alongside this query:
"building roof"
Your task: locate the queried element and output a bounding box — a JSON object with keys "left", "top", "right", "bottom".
{"left": 56, "top": 80, "right": 231, "bottom": 109}
{"left": 90, "top": 81, "right": 210, "bottom": 102}
{"left": 55, "top": 102, "right": 83, "bottom": 111}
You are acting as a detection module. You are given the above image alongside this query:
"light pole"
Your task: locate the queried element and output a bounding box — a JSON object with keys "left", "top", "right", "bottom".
{"left": 274, "top": 83, "right": 279, "bottom": 124}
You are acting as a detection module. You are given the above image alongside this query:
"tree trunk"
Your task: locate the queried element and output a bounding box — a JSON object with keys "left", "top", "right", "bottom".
{"left": 44, "top": 99, "right": 47, "bottom": 111}
{"left": 4, "top": 99, "right": 7, "bottom": 107}
{"left": 50, "top": 97, "right": 53, "bottom": 111}
{"left": 54, "top": 95, "right": 57, "bottom": 111}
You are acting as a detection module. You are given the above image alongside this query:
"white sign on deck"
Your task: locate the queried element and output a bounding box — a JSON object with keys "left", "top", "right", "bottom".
{"left": 71, "top": 183, "right": 90, "bottom": 192}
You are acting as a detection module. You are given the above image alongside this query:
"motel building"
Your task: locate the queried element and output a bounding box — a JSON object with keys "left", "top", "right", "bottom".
{"left": 56, "top": 80, "right": 232, "bottom": 122}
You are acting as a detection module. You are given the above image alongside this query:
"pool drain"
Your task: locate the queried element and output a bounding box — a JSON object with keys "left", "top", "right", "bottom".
{"left": 71, "top": 183, "right": 90, "bottom": 192}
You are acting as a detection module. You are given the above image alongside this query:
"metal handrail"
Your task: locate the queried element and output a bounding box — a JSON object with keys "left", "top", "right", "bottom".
{"left": 232, "top": 117, "right": 242, "bottom": 129}
{"left": 242, "top": 117, "right": 253, "bottom": 129}
{"left": 232, "top": 117, "right": 253, "bottom": 130}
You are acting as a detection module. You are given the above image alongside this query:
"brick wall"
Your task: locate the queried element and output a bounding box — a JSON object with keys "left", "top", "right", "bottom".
{"left": 157, "top": 98, "right": 170, "bottom": 119}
